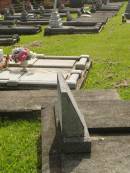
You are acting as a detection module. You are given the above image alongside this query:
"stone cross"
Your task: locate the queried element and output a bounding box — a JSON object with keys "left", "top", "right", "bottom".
{"left": 53, "top": 0, "right": 57, "bottom": 10}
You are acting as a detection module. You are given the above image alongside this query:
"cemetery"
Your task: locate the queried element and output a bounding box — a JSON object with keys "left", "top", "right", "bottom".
{"left": 0, "top": 0, "right": 130, "bottom": 173}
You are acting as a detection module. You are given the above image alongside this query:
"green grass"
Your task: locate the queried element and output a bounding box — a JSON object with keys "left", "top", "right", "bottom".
{"left": 0, "top": 119, "right": 41, "bottom": 173}
{"left": 0, "top": 2, "right": 130, "bottom": 172}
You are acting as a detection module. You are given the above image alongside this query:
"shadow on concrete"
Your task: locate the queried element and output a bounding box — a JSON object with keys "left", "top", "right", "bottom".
{"left": 0, "top": 111, "right": 40, "bottom": 121}
{"left": 48, "top": 123, "right": 91, "bottom": 173}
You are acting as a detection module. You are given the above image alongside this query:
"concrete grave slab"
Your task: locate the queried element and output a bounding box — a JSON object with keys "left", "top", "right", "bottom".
{"left": 33, "top": 59, "right": 76, "bottom": 68}
{"left": 42, "top": 102, "right": 130, "bottom": 173}
{"left": 61, "top": 135, "right": 130, "bottom": 173}
{"left": 0, "top": 89, "right": 120, "bottom": 113}
{"left": 18, "top": 68, "right": 69, "bottom": 87}
{"left": 78, "top": 100, "right": 130, "bottom": 130}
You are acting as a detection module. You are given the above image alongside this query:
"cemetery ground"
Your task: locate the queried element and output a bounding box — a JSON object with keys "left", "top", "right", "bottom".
{"left": 0, "top": 1, "right": 130, "bottom": 173}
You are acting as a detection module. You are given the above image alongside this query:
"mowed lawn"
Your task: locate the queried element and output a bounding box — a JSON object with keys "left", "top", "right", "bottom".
{"left": 0, "top": 2, "right": 130, "bottom": 172}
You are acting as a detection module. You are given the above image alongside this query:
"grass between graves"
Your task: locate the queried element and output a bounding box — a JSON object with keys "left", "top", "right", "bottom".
{"left": 0, "top": 2, "right": 130, "bottom": 173}
{"left": 2, "top": 2, "right": 130, "bottom": 100}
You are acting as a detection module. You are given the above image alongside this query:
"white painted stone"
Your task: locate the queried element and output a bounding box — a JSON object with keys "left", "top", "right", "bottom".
{"left": 0, "top": 68, "right": 24, "bottom": 81}
{"left": 19, "top": 68, "right": 68, "bottom": 85}
{"left": 75, "top": 58, "right": 88, "bottom": 70}
{"left": 80, "top": 55, "right": 89, "bottom": 59}
{"left": 71, "top": 70, "right": 82, "bottom": 77}
{"left": 34, "top": 59, "right": 76, "bottom": 68}
{"left": 66, "top": 73, "right": 80, "bottom": 89}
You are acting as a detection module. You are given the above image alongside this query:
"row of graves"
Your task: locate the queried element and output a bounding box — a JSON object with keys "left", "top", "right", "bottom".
{"left": 122, "top": 0, "right": 130, "bottom": 22}
{"left": 0, "top": 0, "right": 123, "bottom": 45}
{"left": 0, "top": 1, "right": 130, "bottom": 173}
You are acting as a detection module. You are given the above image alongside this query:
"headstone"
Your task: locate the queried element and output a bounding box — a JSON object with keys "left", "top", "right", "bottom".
{"left": 9, "top": 5, "right": 15, "bottom": 15}
{"left": 56, "top": 73, "right": 91, "bottom": 153}
{"left": 96, "top": 0, "right": 102, "bottom": 9}
{"left": 21, "top": 9, "right": 29, "bottom": 21}
{"left": 66, "top": 10, "right": 73, "bottom": 21}
{"left": 39, "top": 5, "right": 45, "bottom": 16}
{"left": 49, "top": 10, "right": 63, "bottom": 28}
{"left": 49, "top": 0, "right": 63, "bottom": 28}
{"left": 4, "top": 8, "right": 10, "bottom": 20}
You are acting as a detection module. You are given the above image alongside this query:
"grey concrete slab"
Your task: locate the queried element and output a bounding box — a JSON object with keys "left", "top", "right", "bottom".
{"left": 42, "top": 103, "right": 130, "bottom": 173}
{"left": 61, "top": 135, "right": 130, "bottom": 173}
{"left": 79, "top": 10, "right": 117, "bottom": 24}
{"left": 34, "top": 59, "right": 76, "bottom": 68}
{"left": 78, "top": 100, "right": 130, "bottom": 129}
{"left": 0, "top": 89, "right": 120, "bottom": 112}
{"left": 18, "top": 68, "right": 69, "bottom": 87}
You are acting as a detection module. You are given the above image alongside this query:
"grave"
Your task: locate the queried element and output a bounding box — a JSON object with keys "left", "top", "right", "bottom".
{"left": 124, "top": 0, "right": 130, "bottom": 20}
{"left": 0, "top": 53, "right": 91, "bottom": 90}
{"left": 0, "top": 89, "right": 120, "bottom": 116}
{"left": 44, "top": 10, "right": 103, "bottom": 35}
{"left": 92, "top": 0, "right": 122, "bottom": 12}
{"left": 0, "top": 34, "right": 20, "bottom": 46}
{"left": 55, "top": 73, "right": 91, "bottom": 153}
{"left": 0, "top": 25, "right": 41, "bottom": 35}
{"left": 44, "top": 0, "right": 122, "bottom": 35}
{"left": 42, "top": 73, "right": 130, "bottom": 173}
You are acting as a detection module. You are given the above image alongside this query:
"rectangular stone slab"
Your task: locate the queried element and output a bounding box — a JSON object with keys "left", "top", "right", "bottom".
{"left": 0, "top": 68, "right": 24, "bottom": 81}
{"left": 34, "top": 59, "right": 76, "bottom": 68}
{"left": 44, "top": 24, "right": 103, "bottom": 36}
{"left": 0, "top": 68, "right": 70, "bottom": 87}
{"left": 0, "top": 89, "right": 120, "bottom": 112}
{"left": 19, "top": 68, "right": 69, "bottom": 85}
{"left": 78, "top": 100, "right": 130, "bottom": 130}
{"left": 61, "top": 135, "right": 130, "bottom": 173}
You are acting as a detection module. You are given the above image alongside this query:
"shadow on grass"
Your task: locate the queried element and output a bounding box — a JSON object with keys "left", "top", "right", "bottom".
{"left": 37, "top": 135, "right": 42, "bottom": 173}
{"left": 0, "top": 111, "right": 41, "bottom": 129}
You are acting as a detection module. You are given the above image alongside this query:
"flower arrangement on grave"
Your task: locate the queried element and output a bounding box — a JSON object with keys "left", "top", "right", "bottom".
{"left": 0, "top": 55, "right": 10, "bottom": 70}
{"left": 11, "top": 47, "right": 32, "bottom": 72}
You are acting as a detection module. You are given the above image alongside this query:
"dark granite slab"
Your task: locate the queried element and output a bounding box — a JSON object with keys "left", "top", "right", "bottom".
{"left": 0, "top": 25, "right": 41, "bottom": 35}
{"left": 44, "top": 23, "right": 103, "bottom": 35}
